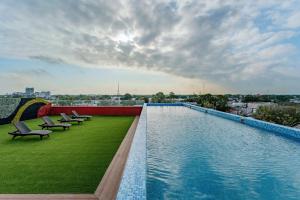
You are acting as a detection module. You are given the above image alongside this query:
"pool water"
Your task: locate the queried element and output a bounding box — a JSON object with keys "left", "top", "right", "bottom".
{"left": 147, "top": 106, "right": 300, "bottom": 200}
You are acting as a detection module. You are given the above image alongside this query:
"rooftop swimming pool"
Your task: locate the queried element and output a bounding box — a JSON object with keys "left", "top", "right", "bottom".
{"left": 147, "top": 106, "right": 300, "bottom": 199}
{"left": 117, "top": 104, "right": 300, "bottom": 200}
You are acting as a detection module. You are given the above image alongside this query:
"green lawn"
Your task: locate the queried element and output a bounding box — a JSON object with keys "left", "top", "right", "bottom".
{"left": 0, "top": 116, "right": 134, "bottom": 194}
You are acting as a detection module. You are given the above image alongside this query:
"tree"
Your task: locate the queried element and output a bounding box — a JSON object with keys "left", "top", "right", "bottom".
{"left": 143, "top": 96, "right": 149, "bottom": 103}
{"left": 152, "top": 92, "right": 166, "bottom": 103}
{"left": 197, "top": 94, "right": 215, "bottom": 108}
{"left": 242, "top": 95, "right": 271, "bottom": 103}
{"left": 215, "top": 95, "right": 229, "bottom": 111}
{"left": 123, "top": 93, "right": 132, "bottom": 100}
{"left": 243, "top": 95, "right": 260, "bottom": 102}
{"left": 187, "top": 94, "right": 229, "bottom": 111}
{"left": 168, "top": 92, "right": 176, "bottom": 99}
{"left": 254, "top": 106, "right": 300, "bottom": 127}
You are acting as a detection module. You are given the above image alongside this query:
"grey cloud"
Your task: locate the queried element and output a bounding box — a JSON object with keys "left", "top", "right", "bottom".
{"left": 0, "top": 0, "right": 300, "bottom": 93}
{"left": 0, "top": 68, "right": 52, "bottom": 82}
{"left": 30, "top": 55, "right": 66, "bottom": 64}
{"left": 20, "top": 68, "right": 54, "bottom": 79}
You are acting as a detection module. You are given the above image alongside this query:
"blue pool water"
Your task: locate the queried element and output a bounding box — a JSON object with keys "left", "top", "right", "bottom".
{"left": 147, "top": 106, "right": 300, "bottom": 200}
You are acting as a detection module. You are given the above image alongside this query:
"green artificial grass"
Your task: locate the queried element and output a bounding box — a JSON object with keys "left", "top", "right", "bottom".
{"left": 0, "top": 116, "right": 134, "bottom": 194}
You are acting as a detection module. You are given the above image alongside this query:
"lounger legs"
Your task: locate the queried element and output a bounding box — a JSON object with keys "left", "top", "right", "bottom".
{"left": 40, "top": 135, "right": 49, "bottom": 140}
{"left": 11, "top": 135, "right": 48, "bottom": 140}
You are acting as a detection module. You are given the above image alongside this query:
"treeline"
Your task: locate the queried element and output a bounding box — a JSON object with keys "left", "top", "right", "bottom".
{"left": 186, "top": 94, "right": 229, "bottom": 111}
{"left": 241, "top": 95, "right": 299, "bottom": 103}
{"left": 150, "top": 92, "right": 195, "bottom": 103}
{"left": 150, "top": 92, "right": 177, "bottom": 103}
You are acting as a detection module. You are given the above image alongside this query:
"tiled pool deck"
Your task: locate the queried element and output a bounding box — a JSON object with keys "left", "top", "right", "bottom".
{"left": 116, "top": 103, "right": 300, "bottom": 199}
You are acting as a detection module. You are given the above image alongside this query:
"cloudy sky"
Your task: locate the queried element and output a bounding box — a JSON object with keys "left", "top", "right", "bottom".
{"left": 0, "top": 0, "right": 300, "bottom": 94}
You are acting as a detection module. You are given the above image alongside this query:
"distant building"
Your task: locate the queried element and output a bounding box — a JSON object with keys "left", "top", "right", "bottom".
{"left": 247, "top": 102, "right": 275, "bottom": 114}
{"left": 111, "top": 96, "right": 121, "bottom": 102}
{"left": 290, "top": 99, "right": 300, "bottom": 104}
{"left": 10, "top": 87, "right": 51, "bottom": 99}
{"left": 35, "top": 91, "right": 51, "bottom": 99}
{"left": 25, "top": 87, "right": 34, "bottom": 97}
{"left": 229, "top": 102, "right": 276, "bottom": 116}
{"left": 293, "top": 124, "right": 300, "bottom": 129}
{"left": 12, "top": 92, "right": 24, "bottom": 97}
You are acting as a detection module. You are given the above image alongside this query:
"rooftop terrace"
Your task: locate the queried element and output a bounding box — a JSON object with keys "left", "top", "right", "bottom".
{"left": 0, "top": 116, "right": 134, "bottom": 195}
{"left": 1, "top": 101, "right": 300, "bottom": 200}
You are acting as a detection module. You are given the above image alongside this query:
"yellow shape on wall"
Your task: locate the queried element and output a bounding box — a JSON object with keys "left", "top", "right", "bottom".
{"left": 12, "top": 98, "right": 48, "bottom": 124}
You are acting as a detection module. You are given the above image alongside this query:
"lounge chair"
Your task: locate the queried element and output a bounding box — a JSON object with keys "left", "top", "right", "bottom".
{"left": 59, "top": 113, "right": 84, "bottom": 124}
{"left": 39, "top": 116, "right": 71, "bottom": 130}
{"left": 9, "top": 121, "right": 51, "bottom": 140}
{"left": 72, "top": 110, "right": 92, "bottom": 120}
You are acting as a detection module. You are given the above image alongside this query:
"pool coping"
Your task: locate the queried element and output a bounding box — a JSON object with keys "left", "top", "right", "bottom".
{"left": 182, "top": 103, "right": 300, "bottom": 140}
{"left": 116, "top": 104, "right": 147, "bottom": 200}
{"left": 115, "top": 102, "right": 300, "bottom": 199}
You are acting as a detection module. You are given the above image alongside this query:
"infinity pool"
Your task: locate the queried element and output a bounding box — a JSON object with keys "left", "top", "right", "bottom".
{"left": 147, "top": 106, "right": 300, "bottom": 200}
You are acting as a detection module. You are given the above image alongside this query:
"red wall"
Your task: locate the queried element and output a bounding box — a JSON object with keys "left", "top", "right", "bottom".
{"left": 37, "top": 103, "right": 52, "bottom": 117}
{"left": 49, "top": 106, "right": 142, "bottom": 116}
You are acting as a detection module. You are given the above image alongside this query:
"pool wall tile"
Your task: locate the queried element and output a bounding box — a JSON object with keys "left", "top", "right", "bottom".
{"left": 243, "top": 117, "right": 300, "bottom": 139}
{"left": 116, "top": 104, "right": 147, "bottom": 200}
{"left": 183, "top": 103, "right": 242, "bottom": 122}
{"left": 183, "top": 103, "right": 300, "bottom": 140}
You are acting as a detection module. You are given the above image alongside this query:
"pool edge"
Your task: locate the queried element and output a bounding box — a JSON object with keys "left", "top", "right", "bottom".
{"left": 116, "top": 104, "right": 147, "bottom": 200}
{"left": 182, "top": 103, "right": 300, "bottom": 140}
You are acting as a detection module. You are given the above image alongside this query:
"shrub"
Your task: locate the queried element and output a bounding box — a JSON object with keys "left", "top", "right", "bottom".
{"left": 253, "top": 106, "right": 300, "bottom": 127}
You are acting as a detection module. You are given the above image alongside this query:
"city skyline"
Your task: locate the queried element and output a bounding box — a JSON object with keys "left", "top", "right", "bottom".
{"left": 1, "top": 0, "right": 300, "bottom": 94}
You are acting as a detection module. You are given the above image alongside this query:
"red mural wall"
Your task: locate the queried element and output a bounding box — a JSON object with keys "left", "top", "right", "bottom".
{"left": 37, "top": 103, "right": 52, "bottom": 118}
{"left": 49, "top": 106, "right": 142, "bottom": 116}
